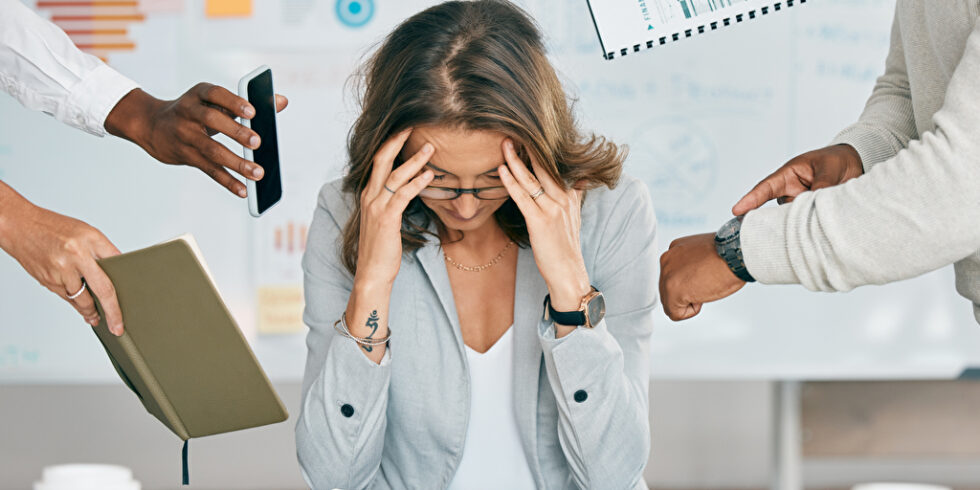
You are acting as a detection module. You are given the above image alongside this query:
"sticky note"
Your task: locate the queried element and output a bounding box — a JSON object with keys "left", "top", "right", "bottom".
{"left": 205, "top": 0, "right": 252, "bottom": 18}
{"left": 257, "top": 286, "right": 305, "bottom": 335}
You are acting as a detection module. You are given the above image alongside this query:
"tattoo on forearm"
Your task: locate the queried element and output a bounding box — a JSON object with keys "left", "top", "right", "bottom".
{"left": 362, "top": 310, "right": 380, "bottom": 353}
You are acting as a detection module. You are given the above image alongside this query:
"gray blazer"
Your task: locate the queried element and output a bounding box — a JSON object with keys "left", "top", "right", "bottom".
{"left": 296, "top": 175, "right": 658, "bottom": 490}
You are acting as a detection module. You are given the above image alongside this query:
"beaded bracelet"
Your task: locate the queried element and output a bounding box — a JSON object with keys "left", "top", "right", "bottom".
{"left": 333, "top": 311, "right": 391, "bottom": 347}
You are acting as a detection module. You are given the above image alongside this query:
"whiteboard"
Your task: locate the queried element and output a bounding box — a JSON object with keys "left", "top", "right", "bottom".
{"left": 2, "top": 0, "right": 978, "bottom": 383}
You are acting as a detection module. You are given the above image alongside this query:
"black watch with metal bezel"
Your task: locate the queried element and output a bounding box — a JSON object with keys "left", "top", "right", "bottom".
{"left": 715, "top": 216, "right": 755, "bottom": 283}
{"left": 544, "top": 286, "right": 605, "bottom": 328}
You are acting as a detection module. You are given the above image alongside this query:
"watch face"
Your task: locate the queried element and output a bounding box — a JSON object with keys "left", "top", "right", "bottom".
{"left": 586, "top": 293, "right": 605, "bottom": 327}
{"left": 717, "top": 218, "right": 739, "bottom": 241}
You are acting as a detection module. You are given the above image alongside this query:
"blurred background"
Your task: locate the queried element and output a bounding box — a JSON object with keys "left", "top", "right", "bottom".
{"left": 3, "top": 0, "right": 980, "bottom": 488}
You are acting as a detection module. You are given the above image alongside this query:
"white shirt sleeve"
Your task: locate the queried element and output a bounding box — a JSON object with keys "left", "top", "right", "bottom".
{"left": 0, "top": 0, "right": 140, "bottom": 136}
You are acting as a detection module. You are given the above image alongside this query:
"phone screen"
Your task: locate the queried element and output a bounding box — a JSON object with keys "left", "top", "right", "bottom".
{"left": 247, "top": 69, "right": 282, "bottom": 214}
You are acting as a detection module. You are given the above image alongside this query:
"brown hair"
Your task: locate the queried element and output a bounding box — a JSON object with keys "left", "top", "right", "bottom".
{"left": 340, "top": 0, "right": 626, "bottom": 274}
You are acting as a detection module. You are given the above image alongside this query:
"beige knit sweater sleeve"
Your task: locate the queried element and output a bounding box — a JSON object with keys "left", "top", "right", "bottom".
{"left": 830, "top": 8, "right": 918, "bottom": 172}
{"left": 739, "top": 16, "right": 980, "bottom": 298}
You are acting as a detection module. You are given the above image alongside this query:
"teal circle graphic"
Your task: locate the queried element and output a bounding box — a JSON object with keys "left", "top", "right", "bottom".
{"left": 336, "top": 0, "right": 373, "bottom": 27}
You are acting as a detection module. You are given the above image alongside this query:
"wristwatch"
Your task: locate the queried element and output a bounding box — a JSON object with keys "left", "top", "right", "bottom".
{"left": 544, "top": 286, "right": 605, "bottom": 328}
{"left": 715, "top": 216, "right": 755, "bottom": 282}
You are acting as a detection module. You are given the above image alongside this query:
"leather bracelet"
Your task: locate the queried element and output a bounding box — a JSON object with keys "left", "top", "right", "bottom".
{"left": 334, "top": 312, "right": 391, "bottom": 347}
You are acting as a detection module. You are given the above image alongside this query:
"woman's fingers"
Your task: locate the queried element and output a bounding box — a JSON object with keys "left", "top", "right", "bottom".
{"left": 389, "top": 170, "right": 435, "bottom": 212}
{"left": 502, "top": 140, "right": 549, "bottom": 202}
{"left": 60, "top": 275, "right": 100, "bottom": 326}
{"left": 77, "top": 260, "right": 124, "bottom": 336}
{"left": 498, "top": 164, "right": 538, "bottom": 218}
{"left": 366, "top": 128, "right": 414, "bottom": 197}
{"left": 385, "top": 143, "right": 434, "bottom": 193}
{"left": 526, "top": 145, "right": 564, "bottom": 196}
{"left": 74, "top": 291, "right": 101, "bottom": 326}
{"left": 92, "top": 233, "right": 122, "bottom": 258}
{"left": 78, "top": 233, "right": 122, "bottom": 326}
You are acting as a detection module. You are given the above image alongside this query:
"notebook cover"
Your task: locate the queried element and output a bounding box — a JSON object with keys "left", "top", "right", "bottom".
{"left": 91, "top": 237, "right": 288, "bottom": 439}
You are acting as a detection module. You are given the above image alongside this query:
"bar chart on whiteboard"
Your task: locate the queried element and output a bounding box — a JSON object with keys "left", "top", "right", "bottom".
{"left": 587, "top": 0, "right": 807, "bottom": 59}
{"left": 253, "top": 213, "right": 308, "bottom": 336}
{"left": 34, "top": 0, "right": 182, "bottom": 62}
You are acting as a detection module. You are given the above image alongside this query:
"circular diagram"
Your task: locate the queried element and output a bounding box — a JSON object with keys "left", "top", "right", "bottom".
{"left": 336, "top": 0, "right": 374, "bottom": 28}
{"left": 629, "top": 117, "right": 718, "bottom": 212}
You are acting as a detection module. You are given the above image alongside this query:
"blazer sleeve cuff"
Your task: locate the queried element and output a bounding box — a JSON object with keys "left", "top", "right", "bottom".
{"left": 538, "top": 318, "right": 623, "bottom": 403}
{"left": 314, "top": 335, "right": 391, "bottom": 432}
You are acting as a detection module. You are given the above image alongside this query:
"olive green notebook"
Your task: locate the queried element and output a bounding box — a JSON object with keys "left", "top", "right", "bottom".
{"left": 90, "top": 235, "right": 288, "bottom": 484}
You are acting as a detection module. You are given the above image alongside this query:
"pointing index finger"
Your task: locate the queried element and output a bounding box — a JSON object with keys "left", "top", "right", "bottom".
{"left": 732, "top": 173, "right": 786, "bottom": 215}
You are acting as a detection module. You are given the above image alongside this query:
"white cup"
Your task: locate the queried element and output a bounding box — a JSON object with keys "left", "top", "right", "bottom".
{"left": 34, "top": 464, "right": 141, "bottom": 490}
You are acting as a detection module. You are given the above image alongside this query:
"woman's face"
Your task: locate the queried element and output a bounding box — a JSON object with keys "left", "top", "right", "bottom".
{"left": 400, "top": 125, "right": 513, "bottom": 233}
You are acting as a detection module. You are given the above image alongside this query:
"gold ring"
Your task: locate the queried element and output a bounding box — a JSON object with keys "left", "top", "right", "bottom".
{"left": 529, "top": 187, "right": 545, "bottom": 200}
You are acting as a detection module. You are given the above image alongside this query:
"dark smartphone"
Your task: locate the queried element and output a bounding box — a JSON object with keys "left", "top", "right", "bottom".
{"left": 239, "top": 66, "right": 282, "bottom": 216}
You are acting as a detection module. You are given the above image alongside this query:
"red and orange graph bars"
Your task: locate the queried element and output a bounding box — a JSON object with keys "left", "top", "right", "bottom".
{"left": 274, "top": 222, "right": 308, "bottom": 255}
{"left": 35, "top": 0, "right": 146, "bottom": 62}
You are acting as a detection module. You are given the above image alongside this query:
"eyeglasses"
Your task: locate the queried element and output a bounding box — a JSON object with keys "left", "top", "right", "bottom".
{"left": 418, "top": 185, "right": 509, "bottom": 200}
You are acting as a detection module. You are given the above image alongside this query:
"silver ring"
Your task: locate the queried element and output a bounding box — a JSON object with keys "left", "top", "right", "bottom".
{"left": 529, "top": 187, "right": 545, "bottom": 200}
{"left": 67, "top": 281, "right": 86, "bottom": 300}
{"left": 383, "top": 184, "right": 397, "bottom": 194}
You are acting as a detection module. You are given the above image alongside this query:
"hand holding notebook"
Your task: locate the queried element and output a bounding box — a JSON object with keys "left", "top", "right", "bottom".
{"left": 91, "top": 235, "right": 288, "bottom": 484}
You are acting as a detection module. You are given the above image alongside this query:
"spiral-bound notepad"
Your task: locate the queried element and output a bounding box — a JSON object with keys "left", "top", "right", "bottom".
{"left": 587, "top": 0, "right": 807, "bottom": 60}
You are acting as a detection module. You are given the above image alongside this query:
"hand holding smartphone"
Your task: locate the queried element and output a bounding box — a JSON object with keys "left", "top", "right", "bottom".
{"left": 239, "top": 66, "right": 282, "bottom": 217}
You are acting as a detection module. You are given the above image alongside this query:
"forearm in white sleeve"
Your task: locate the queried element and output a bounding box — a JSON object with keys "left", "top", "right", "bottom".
{"left": 830, "top": 8, "right": 917, "bottom": 172}
{"left": 0, "top": 0, "right": 139, "bottom": 136}
{"left": 740, "top": 18, "right": 980, "bottom": 291}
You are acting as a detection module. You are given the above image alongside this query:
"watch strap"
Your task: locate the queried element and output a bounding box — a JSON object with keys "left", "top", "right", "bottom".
{"left": 715, "top": 216, "right": 756, "bottom": 283}
{"left": 718, "top": 246, "right": 754, "bottom": 282}
{"left": 544, "top": 294, "right": 587, "bottom": 326}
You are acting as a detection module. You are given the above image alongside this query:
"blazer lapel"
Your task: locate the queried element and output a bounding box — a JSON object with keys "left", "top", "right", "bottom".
{"left": 513, "top": 245, "right": 546, "bottom": 476}
{"left": 418, "top": 239, "right": 545, "bottom": 477}
{"left": 415, "top": 240, "right": 465, "bottom": 351}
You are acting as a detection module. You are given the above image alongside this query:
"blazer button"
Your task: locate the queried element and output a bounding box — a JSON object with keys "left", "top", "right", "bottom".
{"left": 341, "top": 404, "right": 355, "bottom": 417}
{"left": 573, "top": 390, "right": 588, "bottom": 403}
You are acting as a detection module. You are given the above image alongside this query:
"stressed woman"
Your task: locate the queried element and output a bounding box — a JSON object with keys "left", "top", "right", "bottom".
{"left": 296, "top": 1, "right": 658, "bottom": 488}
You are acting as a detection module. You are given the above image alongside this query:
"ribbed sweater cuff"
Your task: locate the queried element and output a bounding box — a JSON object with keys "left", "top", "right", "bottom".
{"left": 741, "top": 206, "right": 799, "bottom": 285}
{"left": 830, "top": 127, "right": 900, "bottom": 173}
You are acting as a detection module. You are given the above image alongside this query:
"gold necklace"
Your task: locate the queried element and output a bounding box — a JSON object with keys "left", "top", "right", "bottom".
{"left": 444, "top": 240, "right": 515, "bottom": 273}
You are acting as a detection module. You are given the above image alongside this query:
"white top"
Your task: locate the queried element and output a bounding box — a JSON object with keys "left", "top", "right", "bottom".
{"left": 448, "top": 326, "right": 537, "bottom": 490}
{"left": 0, "top": 0, "right": 139, "bottom": 137}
